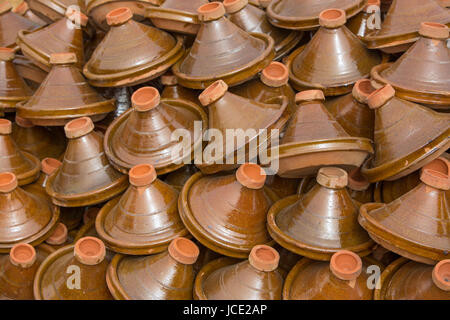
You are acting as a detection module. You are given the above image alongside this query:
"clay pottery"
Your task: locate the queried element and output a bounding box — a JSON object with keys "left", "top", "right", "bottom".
{"left": 0, "top": 119, "right": 40, "bottom": 186}
{"left": 16, "top": 53, "right": 115, "bottom": 126}
{"left": 104, "top": 86, "right": 207, "bottom": 175}
{"left": 16, "top": 8, "right": 87, "bottom": 71}
{"left": 283, "top": 250, "right": 375, "bottom": 300}
{"left": 347, "top": 0, "right": 381, "bottom": 40}
{"left": 26, "top": 0, "right": 85, "bottom": 23}
{"left": 164, "top": 165, "right": 199, "bottom": 191}
{"left": 360, "top": 84, "right": 450, "bottom": 182}
{"left": 371, "top": 22, "right": 450, "bottom": 110}
{"left": 275, "top": 244, "right": 302, "bottom": 274}
{"left": 266, "top": 0, "right": 365, "bottom": 30}
{"left": 0, "top": 48, "right": 33, "bottom": 113}
{"left": 375, "top": 258, "right": 450, "bottom": 300}
{"left": 268, "top": 167, "right": 374, "bottom": 260}
{"left": 46, "top": 117, "right": 128, "bottom": 207}
{"left": 264, "top": 174, "right": 301, "bottom": 199}
{"left": 44, "top": 222, "right": 71, "bottom": 250}
{"left": 365, "top": 0, "right": 450, "bottom": 53}
{"left": 359, "top": 156, "right": 450, "bottom": 264}
{"left": 172, "top": 2, "right": 275, "bottom": 89}
{"left": 160, "top": 72, "right": 201, "bottom": 106}
{"left": 12, "top": 1, "right": 48, "bottom": 26}
{"left": 83, "top": 7, "right": 184, "bottom": 87}
{"left": 106, "top": 237, "right": 199, "bottom": 299}
{"left": 230, "top": 61, "right": 296, "bottom": 115}
{"left": 325, "top": 79, "right": 376, "bottom": 140}
{"left": 0, "top": 243, "right": 53, "bottom": 300}
{"left": 146, "top": 0, "right": 209, "bottom": 35}
{"left": 223, "top": 0, "right": 302, "bottom": 60}
{"left": 0, "top": 172, "right": 59, "bottom": 252}
{"left": 179, "top": 163, "right": 277, "bottom": 258}
{"left": 286, "top": 9, "right": 381, "bottom": 96}
{"left": 12, "top": 54, "right": 48, "bottom": 87}
{"left": 0, "top": 5, "right": 40, "bottom": 50}
{"left": 274, "top": 90, "right": 373, "bottom": 178}
{"left": 33, "top": 237, "right": 113, "bottom": 300}
{"left": 196, "top": 80, "right": 289, "bottom": 174}
{"left": 194, "top": 245, "right": 284, "bottom": 299}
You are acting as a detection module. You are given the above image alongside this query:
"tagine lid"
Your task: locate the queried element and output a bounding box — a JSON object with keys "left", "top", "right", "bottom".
{"left": 361, "top": 85, "right": 450, "bottom": 182}
{"left": 172, "top": 2, "right": 275, "bottom": 89}
{"left": 27, "top": 0, "right": 86, "bottom": 21}
{"left": 104, "top": 87, "right": 207, "bottom": 175}
{"left": 0, "top": 7, "right": 40, "bottom": 49}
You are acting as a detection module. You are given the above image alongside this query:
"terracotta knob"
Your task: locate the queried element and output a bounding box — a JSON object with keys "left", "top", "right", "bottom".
{"left": 319, "top": 9, "right": 346, "bottom": 28}
{"left": 41, "top": 157, "right": 62, "bottom": 176}
{"left": 45, "top": 223, "right": 68, "bottom": 245}
{"left": 0, "top": 172, "right": 18, "bottom": 193}
{"left": 106, "top": 7, "right": 132, "bottom": 26}
{"left": 12, "top": 1, "right": 29, "bottom": 15}
{"left": 131, "top": 87, "right": 160, "bottom": 112}
{"left": 249, "top": 245, "right": 280, "bottom": 272}
{"left": 65, "top": 7, "right": 88, "bottom": 27}
{"left": 419, "top": 22, "right": 449, "bottom": 40}
{"left": 223, "top": 0, "right": 248, "bottom": 13}
{"left": 199, "top": 80, "right": 228, "bottom": 106}
{"left": 83, "top": 207, "right": 100, "bottom": 225}
{"left": 439, "top": 0, "right": 450, "bottom": 7}
{"left": 129, "top": 163, "right": 157, "bottom": 187}
{"left": 198, "top": 2, "right": 226, "bottom": 22}
{"left": 316, "top": 167, "right": 348, "bottom": 189}
{"left": 260, "top": 62, "right": 289, "bottom": 87}
{"left": 168, "top": 237, "right": 200, "bottom": 265}
{"left": 236, "top": 163, "right": 266, "bottom": 189}
{"left": 330, "top": 250, "right": 362, "bottom": 281}
{"left": 347, "top": 167, "right": 370, "bottom": 191}
{"left": 15, "top": 115, "right": 34, "bottom": 128}
{"left": 367, "top": 84, "right": 395, "bottom": 109}
{"left": 0, "top": 47, "right": 15, "bottom": 61}
{"left": 0, "top": 119, "right": 12, "bottom": 135}
{"left": 364, "top": 0, "right": 380, "bottom": 13}
{"left": 64, "top": 117, "right": 95, "bottom": 139}
{"left": 420, "top": 157, "right": 450, "bottom": 190}
{"left": 259, "top": 0, "right": 271, "bottom": 8}
{"left": 432, "top": 260, "right": 450, "bottom": 291}
{"left": 352, "top": 79, "right": 376, "bottom": 104}
{"left": 74, "top": 237, "right": 106, "bottom": 265}
{"left": 49, "top": 52, "right": 77, "bottom": 65}
{"left": 161, "top": 73, "right": 178, "bottom": 86}
{"left": 295, "top": 90, "right": 325, "bottom": 104}
{"left": 9, "top": 243, "right": 36, "bottom": 268}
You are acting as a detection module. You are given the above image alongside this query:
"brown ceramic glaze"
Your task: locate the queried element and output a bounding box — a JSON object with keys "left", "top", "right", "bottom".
{"left": 12, "top": 54, "right": 48, "bottom": 87}
{"left": 160, "top": 72, "right": 201, "bottom": 106}
{"left": 12, "top": 1, "right": 48, "bottom": 26}
{"left": 106, "top": 237, "right": 199, "bottom": 299}
{"left": 164, "top": 165, "right": 199, "bottom": 191}
{"left": 286, "top": 9, "right": 381, "bottom": 96}
{"left": 275, "top": 244, "right": 302, "bottom": 274}
{"left": 195, "top": 245, "right": 284, "bottom": 300}
{"left": 0, "top": 7, "right": 40, "bottom": 50}
{"left": 359, "top": 156, "right": 450, "bottom": 264}
{"left": 179, "top": 163, "right": 277, "bottom": 258}
{"left": 365, "top": 0, "right": 450, "bottom": 53}
{"left": 264, "top": 175, "right": 301, "bottom": 199}
{"left": 347, "top": 0, "right": 381, "bottom": 40}
{"left": 370, "top": 244, "right": 399, "bottom": 267}
{"left": 27, "top": 0, "right": 85, "bottom": 22}
{"left": 33, "top": 237, "right": 113, "bottom": 300}
{"left": 172, "top": 2, "right": 274, "bottom": 89}
{"left": 104, "top": 87, "right": 207, "bottom": 175}
{"left": 268, "top": 167, "right": 374, "bottom": 260}
{"left": 361, "top": 84, "right": 450, "bottom": 182}
{"left": 46, "top": 117, "right": 128, "bottom": 207}
{"left": 83, "top": 7, "right": 184, "bottom": 87}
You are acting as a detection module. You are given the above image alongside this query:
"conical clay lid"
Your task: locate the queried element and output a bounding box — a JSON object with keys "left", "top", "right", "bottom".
{"left": 359, "top": 157, "right": 450, "bottom": 264}
{"left": 0, "top": 8, "right": 40, "bottom": 49}
{"left": 17, "top": 53, "right": 115, "bottom": 126}
{"left": 361, "top": 84, "right": 450, "bottom": 182}
{"left": 286, "top": 9, "right": 381, "bottom": 95}
{"left": 268, "top": 167, "right": 374, "bottom": 260}
{"left": 83, "top": 7, "right": 184, "bottom": 87}
{"left": 346, "top": 0, "right": 382, "bottom": 40}
{"left": 106, "top": 237, "right": 199, "bottom": 300}
{"left": 172, "top": 2, "right": 274, "bottom": 89}
{"left": 46, "top": 117, "right": 128, "bottom": 207}
{"left": 104, "top": 87, "right": 207, "bottom": 175}
{"left": 27, "top": 0, "right": 86, "bottom": 22}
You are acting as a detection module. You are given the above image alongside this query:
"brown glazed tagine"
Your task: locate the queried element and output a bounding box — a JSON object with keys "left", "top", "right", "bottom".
{"left": 222, "top": 0, "right": 302, "bottom": 60}
{"left": 365, "top": 0, "right": 450, "bottom": 53}
{"left": 146, "top": 0, "right": 209, "bottom": 35}
{"left": 44, "top": 222, "right": 71, "bottom": 250}
{"left": 359, "top": 156, "right": 450, "bottom": 265}
{"left": 160, "top": 72, "right": 201, "bottom": 106}
{"left": 104, "top": 86, "right": 207, "bottom": 175}
{"left": 179, "top": 163, "right": 277, "bottom": 258}
{"left": 0, "top": 4, "right": 40, "bottom": 49}
{"left": 16, "top": 53, "right": 115, "bottom": 126}
{"left": 347, "top": 0, "right": 381, "bottom": 40}
{"left": 283, "top": 250, "right": 375, "bottom": 300}
{"left": 0, "top": 119, "right": 40, "bottom": 186}
{"left": 361, "top": 84, "right": 450, "bottom": 182}
{"left": 106, "top": 237, "right": 199, "bottom": 300}
{"left": 11, "top": 1, "right": 48, "bottom": 26}
{"left": 371, "top": 22, "right": 450, "bottom": 110}
{"left": 0, "top": 172, "right": 59, "bottom": 252}
{"left": 0, "top": 48, "right": 32, "bottom": 113}
{"left": 172, "top": 2, "right": 274, "bottom": 89}
{"left": 268, "top": 167, "right": 374, "bottom": 260}
{"left": 196, "top": 80, "right": 289, "bottom": 174}
{"left": 273, "top": 90, "right": 373, "bottom": 178}
{"left": 33, "top": 237, "right": 113, "bottom": 300}
{"left": 96, "top": 164, "right": 188, "bottom": 255}
{"left": 264, "top": 175, "right": 301, "bottom": 199}
{"left": 26, "top": 0, "right": 85, "bottom": 23}
{"left": 286, "top": 9, "right": 381, "bottom": 96}
{"left": 194, "top": 245, "right": 284, "bottom": 300}
{"left": 12, "top": 54, "right": 48, "bottom": 88}
{"left": 164, "top": 165, "right": 199, "bottom": 191}
{"left": 83, "top": 7, "right": 184, "bottom": 87}
{"left": 46, "top": 117, "right": 128, "bottom": 207}
{"left": 16, "top": 8, "right": 88, "bottom": 71}
{"left": 375, "top": 258, "right": 450, "bottom": 300}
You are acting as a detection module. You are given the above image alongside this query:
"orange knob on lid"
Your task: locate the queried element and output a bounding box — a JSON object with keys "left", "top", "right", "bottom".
{"left": 50, "top": 52, "right": 77, "bottom": 65}
{"left": 330, "top": 250, "right": 362, "bottom": 281}
{"left": 249, "top": 245, "right": 280, "bottom": 272}
{"left": 352, "top": 79, "right": 376, "bottom": 104}
{"left": 432, "top": 260, "right": 450, "bottom": 291}
{"left": 10, "top": 243, "right": 36, "bottom": 268}
{"left": 319, "top": 9, "right": 346, "bottom": 28}
{"left": 198, "top": 2, "right": 226, "bottom": 22}
{"left": 316, "top": 167, "right": 348, "bottom": 189}
{"left": 168, "top": 237, "right": 200, "bottom": 265}
{"left": 419, "top": 22, "right": 449, "bottom": 40}
{"left": 0, "top": 119, "right": 12, "bottom": 134}
{"left": 45, "top": 223, "right": 68, "bottom": 245}
{"left": 236, "top": 163, "right": 266, "bottom": 189}
{"left": 106, "top": 7, "right": 132, "bottom": 26}
{"left": 129, "top": 164, "right": 157, "bottom": 187}
{"left": 295, "top": 90, "right": 325, "bottom": 104}
{"left": 41, "top": 158, "right": 62, "bottom": 176}
{"left": 260, "top": 62, "right": 289, "bottom": 87}
{"left": 74, "top": 237, "right": 106, "bottom": 265}
{"left": 0, "top": 172, "right": 18, "bottom": 193}
{"left": 223, "top": 0, "right": 248, "bottom": 13}
{"left": 420, "top": 157, "right": 450, "bottom": 190}
{"left": 367, "top": 84, "right": 395, "bottom": 109}
{"left": 0, "top": 47, "right": 14, "bottom": 61}
{"left": 12, "top": 1, "right": 29, "bottom": 15}
{"left": 131, "top": 87, "right": 160, "bottom": 112}
{"left": 64, "top": 117, "right": 94, "bottom": 139}
{"left": 65, "top": 7, "right": 88, "bottom": 27}
{"left": 161, "top": 73, "right": 178, "bottom": 86}
{"left": 199, "top": 80, "right": 228, "bottom": 106}
{"left": 364, "top": 0, "right": 380, "bottom": 12}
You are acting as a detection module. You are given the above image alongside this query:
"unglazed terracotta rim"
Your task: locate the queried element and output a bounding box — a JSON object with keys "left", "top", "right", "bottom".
{"left": 64, "top": 117, "right": 95, "bottom": 139}
{"left": 367, "top": 84, "right": 395, "bottom": 109}
{"left": 10, "top": 243, "right": 36, "bottom": 268}
{"left": 128, "top": 163, "right": 157, "bottom": 186}
{"left": 131, "top": 87, "right": 160, "bottom": 112}
{"left": 420, "top": 159, "right": 450, "bottom": 190}
{"left": 329, "top": 250, "right": 363, "bottom": 281}
{"left": 65, "top": 7, "right": 88, "bottom": 27}
{"left": 316, "top": 167, "right": 348, "bottom": 189}
{"left": 352, "top": 79, "right": 376, "bottom": 104}
{"left": 49, "top": 52, "right": 77, "bottom": 65}
{"left": 419, "top": 22, "right": 449, "bottom": 40}
{"left": 260, "top": 62, "right": 289, "bottom": 87}
{"left": 197, "top": 2, "right": 226, "bottom": 22}
{"left": 295, "top": 90, "right": 325, "bottom": 103}
{"left": 0, "top": 47, "right": 15, "bottom": 61}
{"left": 223, "top": 0, "right": 248, "bottom": 14}
{"left": 160, "top": 73, "right": 178, "bottom": 86}
{"left": 74, "top": 236, "right": 106, "bottom": 265}
{"left": 248, "top": 245, "right": 280, "bottom": 272}
{"left": 41, "top": 157, "right": 62, "bottom": 176}
{"left": 432, "top": 260, "right": 450, "bottom": 291}
{"left": 363, "top": 0, "right": 380, "bottom": 12}
{"left": 198, "top": 80, "right": 228, "bottom": 106}
{"left": 0, "top": 118, "right": 12, "bottom": 134}
{"left": 45, "top": 222, "right": 68, "bottom": 245}
{"left": 12, "top": 1, "right": 29, "bottom": 15}
{"left": 168, "top": 237, "right": 200, "bottom": 265}
{"left": 235, "top": 163, "right": 266, "bottom": 189}
{"left": 318, "top": 9, "right": 346, "bottom": 28}
{"left": 106, "top": 7, "right": 133, "bottom": 26}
